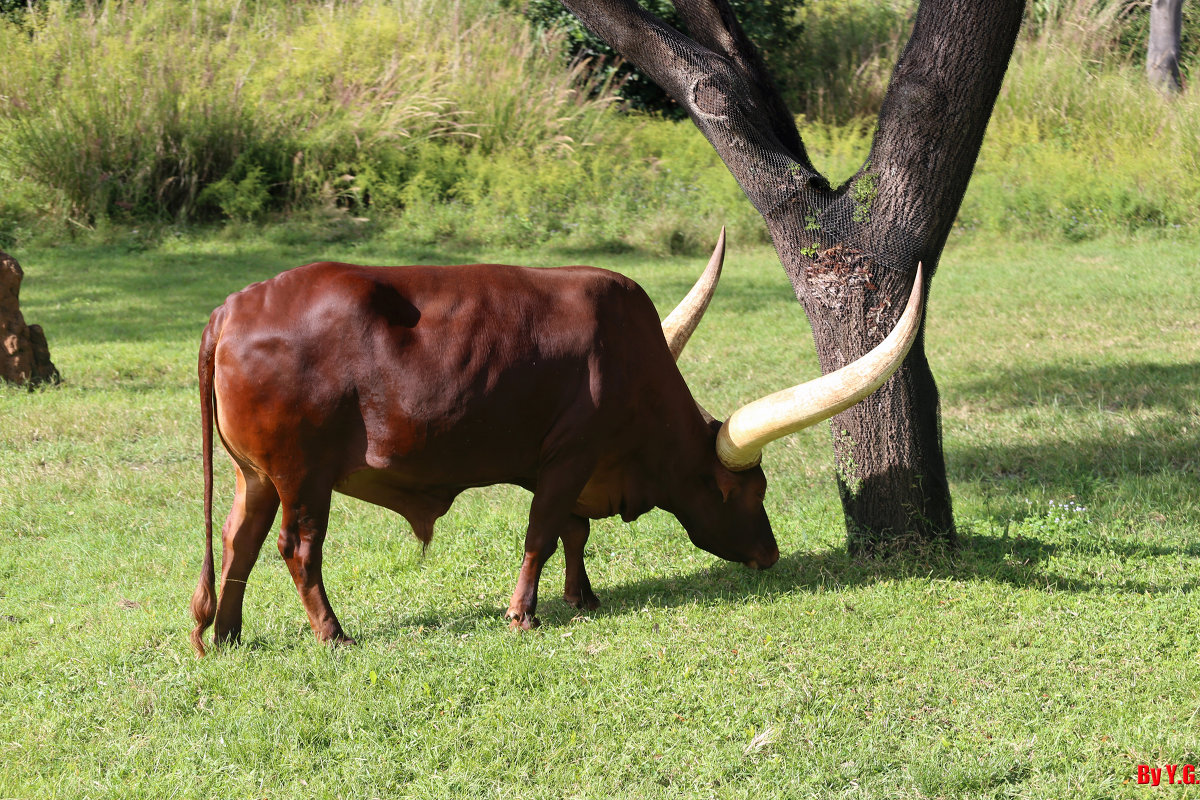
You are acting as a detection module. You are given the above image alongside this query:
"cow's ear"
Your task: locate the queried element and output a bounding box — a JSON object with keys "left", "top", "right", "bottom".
{"left": 714, "top": 463, "right": 738, "bottom": 503}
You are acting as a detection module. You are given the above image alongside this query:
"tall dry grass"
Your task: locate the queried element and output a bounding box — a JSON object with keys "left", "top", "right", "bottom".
{"left": 966, "top": 0, "right": 1200, "bottom": 236}
{"left": 0, "top": 0, "right": 1197, "bottom": 247}
{"left": 782, "top": 0, "right": 1200, "bottom": 237}
{"left": 785, "top": 0, "right": 914, "bottom": 125}
{"left": 0, "top": 0, "right": 617, "bottom": 222}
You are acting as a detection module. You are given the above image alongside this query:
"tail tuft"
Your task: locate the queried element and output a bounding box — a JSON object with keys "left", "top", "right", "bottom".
{"left": 193, "top": 310, "right": 222, "bottom": 657}
{"left": 190, "top": 562, "right": 215, "bottom": 657}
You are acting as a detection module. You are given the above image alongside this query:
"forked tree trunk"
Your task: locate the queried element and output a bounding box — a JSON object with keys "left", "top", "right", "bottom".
{"left": 1147, "top": 0, "right": 1184, "bottom": 93}
{"left": 560, "top": 0, "right": 1024, "bottom": 553}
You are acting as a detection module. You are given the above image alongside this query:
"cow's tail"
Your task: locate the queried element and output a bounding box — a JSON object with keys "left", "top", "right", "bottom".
{"left": 190, "top": 313, "right": 221, "bottom": 657}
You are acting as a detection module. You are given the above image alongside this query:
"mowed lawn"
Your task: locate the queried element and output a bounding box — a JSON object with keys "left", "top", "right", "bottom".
{"left": 1, "top": 230, "right": 1198, "bottom": 799}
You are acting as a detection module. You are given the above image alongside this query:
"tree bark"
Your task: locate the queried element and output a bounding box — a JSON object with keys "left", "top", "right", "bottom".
{"left": 1, "top": 250, "right": 60, "bottom": 387}
{"left": 1147, "top": 0, "right": 1184, "bottom": 93}
{"left": 560, "top": 0, "right": 1024, "bottom": 552}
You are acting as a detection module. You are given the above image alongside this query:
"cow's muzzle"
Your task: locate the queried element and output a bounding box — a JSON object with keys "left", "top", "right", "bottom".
{"left": 745, "top": 545, "right": 780, "bottom": 571}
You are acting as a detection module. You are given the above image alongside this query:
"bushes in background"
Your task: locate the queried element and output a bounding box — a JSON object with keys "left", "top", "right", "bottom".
{"left": 1, "top": 0, "right": 1198, "bottom": 251}
{"left": 962, "top": 5, "right": 1200, "bottom": 238}
{"left": 784, "top": 0, "right": 913, "bottom": 125}
{"left": 0, "top": 0, "right": 615, "bottom": 224}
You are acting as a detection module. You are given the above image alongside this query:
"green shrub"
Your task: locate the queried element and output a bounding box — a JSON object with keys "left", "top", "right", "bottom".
{"left": 785, "top": 0, "right": 914, "bottom": 125}
{"left": 197, "top": 165, "right": 271, "bottom": 223}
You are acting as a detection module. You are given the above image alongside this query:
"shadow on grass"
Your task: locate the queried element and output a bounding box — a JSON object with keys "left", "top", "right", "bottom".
{"left": 23, "top": 226, "right": 810, "bottom": 368}
{"left": 360, "top": 525, "right": 1199, "bottom": 639}
{"left": 946, "top": 361, "right": 1200, "bottom": 514}
{"left": 25, "top": 241, "right": 487, "bottom": 347}
{"left": 586, "top": 528, "right": 1196, "bottom": 615}
{"left": 656, "top": 270, "right": 795, "bottom": 317}
{"left": 950, "top": 361, "right": 1200, "bottom": 415}
{"left": 29, "top": 239, "right": 800, "bottom": 351}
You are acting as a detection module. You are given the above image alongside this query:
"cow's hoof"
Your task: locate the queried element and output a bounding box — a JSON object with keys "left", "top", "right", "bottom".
{"left": 564, "top": 592, "right": 600, "bottom": 611}
{"left": 506, "top": 612, "right": 540, "bottom": 631}
{"left": 213, "top": 628, "right": 242, "bottom": 647}
{"left": 319, "top": 630, "right": 357, "bottom": 647}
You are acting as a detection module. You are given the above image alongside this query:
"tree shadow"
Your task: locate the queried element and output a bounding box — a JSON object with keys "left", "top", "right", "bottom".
{"left": 949, "top": 361, "right": 1200, "bottom": 415}
{"left": 944, "top": 361, "right": 1200, "bottom": 514}
{"left": 368, "top": 606, "right": 503, "bottom": 639}
{"left": 588, "top": 527, "right": 1196, "bottom": 612}
{"left": 668, "top": 271, "right": 796, "bottom": 318}
{"left": 22, "top": 241, "right": 497, "bottom": 348}
{"left": 23, "top": 238, "right": 801, "bottom": 354}
{"left": 357, "top": 521, "right": 1198, "bottom": 640}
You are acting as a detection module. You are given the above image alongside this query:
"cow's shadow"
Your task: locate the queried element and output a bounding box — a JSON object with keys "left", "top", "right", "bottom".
{"left": 362, "top": 521, "right": 1199, "bottom": 640}
{"left": 583, "top": 525, "right": 1195, "bottom": 617}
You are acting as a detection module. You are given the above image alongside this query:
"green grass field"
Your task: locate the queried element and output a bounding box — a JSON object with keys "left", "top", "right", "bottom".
{"left": 1, "top": 229, "right": 1198, "bottom": 798}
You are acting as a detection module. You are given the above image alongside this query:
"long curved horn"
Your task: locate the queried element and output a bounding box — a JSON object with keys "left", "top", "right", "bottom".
{"left": 661, "top": 227, "right": 725, "bottom": 360}
{"left": 716, "top": 263, "right": 925, "bottom": 471}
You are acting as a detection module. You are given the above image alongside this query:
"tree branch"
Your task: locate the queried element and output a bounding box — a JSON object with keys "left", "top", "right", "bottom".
{"left": 866, "top": 0, "right": 1024, "bottom": 261}
{"left": 560, "top": 0, "right": 826, "bottom": 215}
{"left": 670, "top": 0, "right": 805, "bottom": 160}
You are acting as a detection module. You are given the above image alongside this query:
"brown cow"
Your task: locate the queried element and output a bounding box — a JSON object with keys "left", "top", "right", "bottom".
{"left": 190, "top": 231, "right": 923, "bottom": 654}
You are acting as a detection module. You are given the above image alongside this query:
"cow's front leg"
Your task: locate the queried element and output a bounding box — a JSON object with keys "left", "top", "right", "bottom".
{"left": 506, "top": 522, "right": 557, "bottom": 631}
{"left": 507, "top": 463, "right": 595, "bottom": 629}
{"left": 562, "top": 514, "right": 600, "bottom": 611}
{"left": 278, "top": 491, "right": 354, "bottom": 645}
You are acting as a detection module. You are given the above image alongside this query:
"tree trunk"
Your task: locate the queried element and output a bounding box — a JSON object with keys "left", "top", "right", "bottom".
{"left": 560, "top": 0, "right": 1024, "bottom": 552}
{"left": 1147, "top": 0, "right": 1184, "bottom": 93}
{"left": 774, "top": 1, "right": 1024, "bottom": 551}
{"left": 1, "top": 250, "right": 60, "bottom": 387}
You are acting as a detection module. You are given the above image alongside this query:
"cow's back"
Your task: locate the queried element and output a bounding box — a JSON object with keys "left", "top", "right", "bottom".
{"left": 209, "top": 261, "right": 671, "bottom": 489}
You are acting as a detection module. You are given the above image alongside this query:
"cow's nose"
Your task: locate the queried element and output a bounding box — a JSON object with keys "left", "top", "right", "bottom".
{"left": 757, "top": 545, "right": 780, "bottom": 570}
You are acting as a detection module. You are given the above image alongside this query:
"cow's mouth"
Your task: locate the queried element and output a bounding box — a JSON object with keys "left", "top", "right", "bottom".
{"left": 745, "top": 546, "right": 780, "bottom": 571}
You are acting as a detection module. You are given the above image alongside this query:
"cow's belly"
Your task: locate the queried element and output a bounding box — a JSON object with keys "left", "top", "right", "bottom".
{"left": 333, "top": 464, "right": 536, "bottom": 544}
{"left": 334, "top": 468, "right": 461, "bottom": 524}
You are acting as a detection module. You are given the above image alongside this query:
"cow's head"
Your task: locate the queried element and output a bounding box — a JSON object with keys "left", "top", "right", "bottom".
{"left": 670, "top": 440, "right": 778, "bottom": 569}
{"left": 663, "top": 230, "right": 924, "bottom": 570}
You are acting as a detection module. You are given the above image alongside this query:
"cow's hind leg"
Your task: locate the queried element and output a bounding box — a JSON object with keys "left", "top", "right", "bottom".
{"left": 277, "top": 486, "right": 353, "bottom": 645}
{"left": 213, "top": 467, "right": 280, "bottom": 646}
{"left": 562, "top": 515, "right": 600, "bottom": 611}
